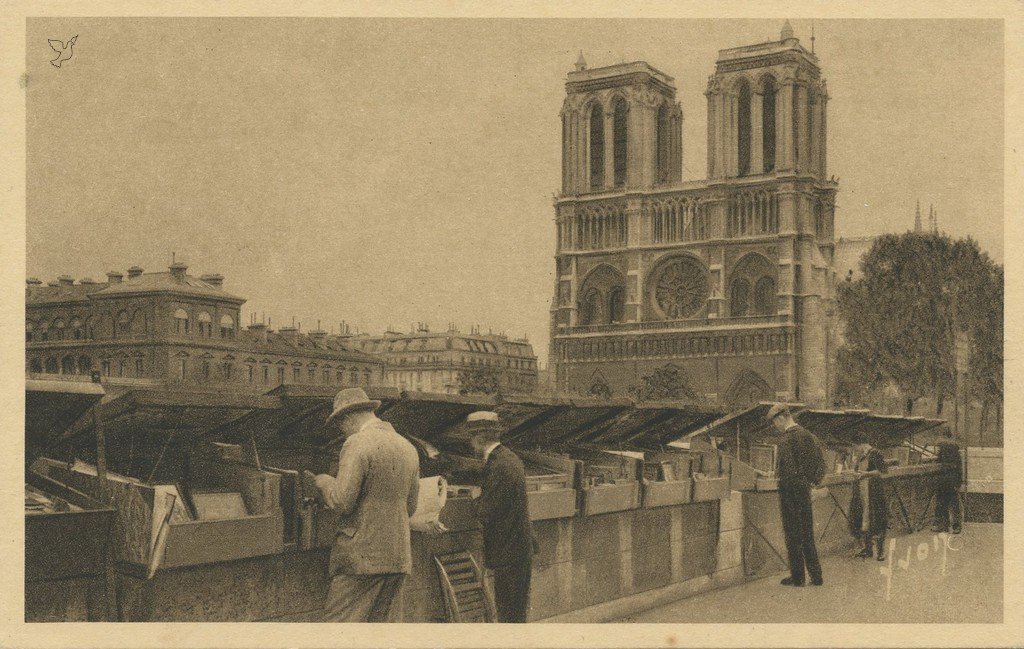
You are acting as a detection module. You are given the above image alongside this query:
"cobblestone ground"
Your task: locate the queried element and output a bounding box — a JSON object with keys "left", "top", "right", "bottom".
{"left": 618, "top": 523, "right": 1002, "bottom": 623}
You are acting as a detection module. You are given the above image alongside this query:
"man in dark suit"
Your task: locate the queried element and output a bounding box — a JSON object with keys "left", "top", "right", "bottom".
{"left": 464, "top": 411, "right": 537, "bottom": 623}
{"left": 932, "top": 428, "right": 963, "bottom": 534}
{"left": 767, "top": 403, "right": 826, "bottom": 587}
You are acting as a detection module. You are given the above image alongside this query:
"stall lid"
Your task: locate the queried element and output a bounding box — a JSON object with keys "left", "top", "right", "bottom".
{"left": 25, "top": 379, "right": 105, "bottom": 464}
{"left": 680, "top": 401, "right": 946, "bottom": 449}
{"left": 559, "top": 405, "right": 726, "bottom": 449}
{"left": 502, "top": 401, "right": 633, "bottom": 449}
{"left": 680, "top": 402, "right": 807, "bottom": 444}
{"left": 50, "top": 388, "right": 283, "bottom": 479}
{"left": 796, "top": 409, "right": 946, "bottom": 448}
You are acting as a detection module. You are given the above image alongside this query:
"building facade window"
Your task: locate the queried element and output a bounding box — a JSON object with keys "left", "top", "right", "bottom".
{"left": 178, "top": 359, "right": 187, "bottom": 381}
{"left": 61, "top": 356, "right": 75, "bottom": 374}
{"left": 293, "top": 367, "right": 301, "bottom": 382}
{"left": 248, "top": 365, "right": 255, "bottom": 383}
{"left": 101, "top": 359, "right": 111, "bottom": 377}
{"left": 220, "top": 315, "right": 235, "bottom": 339}
{"left": 201, "top": 361, "right": 211, "bottom": 381}
{"left": 198, "top": 312, "right": 213, "bottom": 337}
{"left": 25, "top": 322, "right": 33, "bottom": 343}
{"left": 116, "top": 312, "right": 130, "bottom": 338}
{"left": 135, "top": 358, "right": 144, "bottom": 375}
{"left": 174, "top": 308, "right": 189, "bottom": 334}
{"left": 118, "top": 359, "right": 127, "bottom": 377}
{"left": 262, "top": 366, "right": 269, "bottom": 383}
{"left": 52, "top": 319, "right": 66, "bottom": 341}
{"left": 277, "top": 367, "right": 285, "bottom": 384}
{"left": 30, "top": 358, "right": 43, "bottom": 373}
{"left": 657, "top": 103, "right": 671, "bottom": 183}
{"left": 71, "top": 318, "right": 83, "bottom": 340}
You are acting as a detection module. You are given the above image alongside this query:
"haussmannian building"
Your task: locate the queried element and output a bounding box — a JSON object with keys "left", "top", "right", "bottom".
{"left": 550, "top": 22, "right": 839, "bottom": 407}
{"left": 352, "top": 325, "right": 539, "bottom": 395}
{"left": 25, "top": 263, "right": 384, "bottom": 392}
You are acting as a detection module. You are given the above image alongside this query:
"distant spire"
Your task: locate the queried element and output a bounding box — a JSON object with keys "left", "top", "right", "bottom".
{"left": 575, "top": 50, "right": 587, "bottom": 72}
{"left": 811, "top": 20, "right": 815, "bottom": 53}
{"left": 929, "top": 204, "right": 936, "bottom": 233}
{"left": 780, "top": 20, "right": 794, "bottom": 41}
{"left": 915, "top": 200, "right": 922, "bottom": 233}
{"left": 933, "top": 208, "right": 939, "bottom": 234}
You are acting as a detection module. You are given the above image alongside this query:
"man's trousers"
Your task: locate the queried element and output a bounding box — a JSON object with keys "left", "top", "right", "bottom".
{"left": 778, "top": 483, "right": 822, "bottom": 585}
{"left": 324, "top": 573, "right": 406, "bottom": 622}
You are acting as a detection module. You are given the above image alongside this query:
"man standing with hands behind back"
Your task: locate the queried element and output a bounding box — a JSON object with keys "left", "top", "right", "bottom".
{"left": 309, "top": 388, "right": 420, "bottom": 622}
{"left": 767, "top": 403, "right": 826, "bottom": 587}
{"left": 463, "top": 411, "right": 537, "bottom": 623}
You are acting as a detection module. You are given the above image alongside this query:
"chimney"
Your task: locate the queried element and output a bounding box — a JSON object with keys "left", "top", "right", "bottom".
{"left": 247, "top": 322, "right": 269, "bottom": 344}
{"left": 309, "top": 329, "right": 328, "bottom": 348}
{"left": 106, "top": 271, "right": 123, "bottom": 284}
{"left": 58, "top": 275, "right": 74, "bottom": 286}
{"left": 26, "top": 278, "right": 42, "bottom": 286}
{"left": 127, "top": 266, "right": 144, "bottom": 280}
{"left": 169, "top": 262, "right": 188, "bottom": 281}
{"left": 279, "top": 326, "right": 299, "bottom": 343}
{"left": 201, "top": 273, "right": 224, "bottom": 289}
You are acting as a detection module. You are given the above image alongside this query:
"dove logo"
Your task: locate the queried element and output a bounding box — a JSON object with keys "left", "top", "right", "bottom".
{"left": 48, "top": 35, "right": 78, "bottom": 68}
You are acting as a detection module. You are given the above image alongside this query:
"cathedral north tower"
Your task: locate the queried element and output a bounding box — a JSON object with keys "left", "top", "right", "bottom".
{"left": 550, "top": 23, "right": 838, "bottom": 408}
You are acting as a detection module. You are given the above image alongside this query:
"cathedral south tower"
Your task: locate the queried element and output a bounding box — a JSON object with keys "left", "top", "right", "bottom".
{"left": 550, "top": 23, "right": 838, "bottom": 408}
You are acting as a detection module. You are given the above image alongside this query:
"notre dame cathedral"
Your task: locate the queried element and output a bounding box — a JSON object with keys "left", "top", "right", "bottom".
{"left": 549, "top": 22, "right": 839, "bottom": 408}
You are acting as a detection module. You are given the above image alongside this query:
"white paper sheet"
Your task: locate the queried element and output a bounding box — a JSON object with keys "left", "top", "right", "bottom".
{"left": 409, "top": 475, "right": 448, "bottom": 532}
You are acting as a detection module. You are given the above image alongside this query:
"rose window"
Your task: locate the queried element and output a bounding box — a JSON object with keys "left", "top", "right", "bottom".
{"left": 652, "top": 257, "right": 709, "bottom": 319}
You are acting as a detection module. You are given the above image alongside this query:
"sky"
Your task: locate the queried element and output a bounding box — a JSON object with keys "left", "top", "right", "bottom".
{"left": 26, "top": 18, "right": 1004, "bottom": 366}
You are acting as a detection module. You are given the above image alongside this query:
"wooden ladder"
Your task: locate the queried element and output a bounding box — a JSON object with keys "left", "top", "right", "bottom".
{"left": 433, "top": 551, "right": 496, "bottom": 623}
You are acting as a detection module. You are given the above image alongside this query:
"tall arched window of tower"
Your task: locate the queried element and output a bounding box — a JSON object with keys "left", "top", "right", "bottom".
{"left": 737, "top": 79, "right": 752, "bottom": 176}
{"left": 589, "top": 104, "right": 604, "bottom": 191}
{"left": 761, "top": 76, "right": 777, "bottom": 172}
{"left": 656, "top": 103, "right": 671, "bottom": 184}
{"left": 612, "top": 97, "right": 628, "bottom": 187}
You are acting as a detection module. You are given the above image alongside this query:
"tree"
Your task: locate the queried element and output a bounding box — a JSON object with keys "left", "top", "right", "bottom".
{"left": 631, "top": 363, "right": 698, "bottom": 402}
{"left": 836, "top": 232, "right": 1003, "bottom": 417}
{"left": 457, "top": 366, "right": 503, "bottom": 396}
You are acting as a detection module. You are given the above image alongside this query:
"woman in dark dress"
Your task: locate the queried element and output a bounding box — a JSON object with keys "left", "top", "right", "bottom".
{"left": 848, "top": 441, "right": 889, "bottom": 560}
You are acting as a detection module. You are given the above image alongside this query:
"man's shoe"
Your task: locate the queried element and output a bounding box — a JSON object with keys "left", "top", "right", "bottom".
{"left": 951, "top": 527, "right": 962, "bottom": 534}
{"left": 780, "top": 577, "right": 804, "bottom": 586}
{"left": 931, "top": 525, "right": 947, "bottom": 533}
{"left": 810, "top": 577, "right": 824, "bottom": 586}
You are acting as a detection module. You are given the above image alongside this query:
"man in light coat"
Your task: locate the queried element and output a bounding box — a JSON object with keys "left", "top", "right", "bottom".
{"left": 311, "top": 388, "right": 420, "bottom": 622}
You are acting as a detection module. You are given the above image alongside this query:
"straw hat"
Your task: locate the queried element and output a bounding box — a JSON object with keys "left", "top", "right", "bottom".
{"left": 326, "top": 387, "right": 381, "bottom": 423}
{"left": 766, "top": 403, "right": 791, "bottom": 421}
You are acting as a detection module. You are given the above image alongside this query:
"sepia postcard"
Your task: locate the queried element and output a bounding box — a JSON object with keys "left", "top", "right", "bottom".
{"left": 0, "top": 1, "right": 1021, "bottom": 648}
